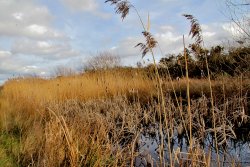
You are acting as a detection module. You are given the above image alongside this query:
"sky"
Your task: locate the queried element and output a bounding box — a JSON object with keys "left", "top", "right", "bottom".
{"left": 0, "top": 0, "right": 245, "bottom": 84}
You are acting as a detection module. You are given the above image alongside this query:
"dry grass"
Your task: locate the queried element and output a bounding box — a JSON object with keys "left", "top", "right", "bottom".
{"left": 105, "top": 2, "right": 249, "bottom": 164}
{"left": 2, "top": 68, "right": 154, "bottom": 103}
{"left": 0, "top": 0, "right": 248, "bottom": 166}
{"left": 0, "top": 68, "right": 154, "bottom": 166}
{"left": 0, "top": 68, "right": 249, "bottom": 166}
{"left": 0, "top": 6, "right": 248, "bottom": 167}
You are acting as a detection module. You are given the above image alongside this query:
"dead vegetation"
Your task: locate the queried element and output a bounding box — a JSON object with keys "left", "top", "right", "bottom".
{"left": 0, "top": 69, "right": 249, "bottom": 166}
{"left": 0, "top": 0, "right": 249, "bottom": 166}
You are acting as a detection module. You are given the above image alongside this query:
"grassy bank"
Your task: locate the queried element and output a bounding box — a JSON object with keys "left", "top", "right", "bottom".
{"left": 0, "top": 132, "right": 20, "bottom": 167}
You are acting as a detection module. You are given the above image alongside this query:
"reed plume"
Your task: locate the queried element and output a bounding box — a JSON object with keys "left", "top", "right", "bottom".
{"left": 183, "top": 14, "right": 202, "bottom": 45}
{"left": 105, "top": 0, "right": 131, "bottom": 20}
{"left": 183, "top": 13, "right": 221, "bottom": 166}
{"left": 135, "top": 31, "right": 158, "bottom": 58}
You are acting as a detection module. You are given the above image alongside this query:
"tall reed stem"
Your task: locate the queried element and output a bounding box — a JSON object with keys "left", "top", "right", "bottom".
{"left": 182, "top": 35, "right": 192, "bottom": 152}
{"left": 203, "top": 42, "right": 220, "bottom": 166}
{"left": 132, "top": 7, "right": 173, "bottom": 167}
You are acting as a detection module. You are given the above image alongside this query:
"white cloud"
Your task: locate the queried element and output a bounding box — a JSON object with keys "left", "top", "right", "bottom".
{"left": 0, "top": 0, "right": 52, "bottom": 24}
{"left": 221, "top": 22, "right": 246, "bottom": 38}
{"left": 159, "top": 25, "right": 174, "bottom": 32}
{"left": 0, "top": 51, "right": 11, "bottom": 58}
{"left": 110, "top": 32, "right": 184, "bottom": 64}
{"left": 27, "top": 24, "right": 48, "bottom": 35}
{"left": 0, "top": 49, "right": 62, "bottom": 80}
{"left": 12, "top": 12, "right": 24, "bottom": 21}
{"left": 11, "top": 39, "right": 79, "bottom": 59}
{"left": 155, "top": 31, "right": 182, "bottom": 42}
{"left": 60, "top": 0, "right": 111, "bottom": 19}
{"left": 0, "top": 0, "right": 65, "bottom": 40}
{"left": 157, "top": 23, "right": 235, "bottom": 54}
{"left": 111, "top": 21, "right": 235, "bottom": 65}
{"left": 0, "top": 51, "right": 23, "bottom": 74}
{"left": 22, "top": 24, "right": 64, "bottom": 39}
{"left": 0, "top": 0, "right": 82, "bottom": 84}
{"left": 111, "top": 37, "right": 142, "bottom": 57}
{"left": 203, "top": 31, "right": 216, "bottom": 38}
{"left": 61, "top": 0, "right": 98, "bottom": 12}
{"left": 22, "top": 65, "right": 38, "bottom": 72}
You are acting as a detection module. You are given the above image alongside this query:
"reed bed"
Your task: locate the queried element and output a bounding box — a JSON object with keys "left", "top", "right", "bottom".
{"left": 0, "top": 1, "right": 249, "bottom": 165}
{"left": 0, "top": 69, "right": 249, "bottom": 166}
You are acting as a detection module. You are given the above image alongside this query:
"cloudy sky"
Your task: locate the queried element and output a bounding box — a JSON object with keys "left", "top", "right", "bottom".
{"left": 0, "top": 0, "right": 244, "bottom": 84}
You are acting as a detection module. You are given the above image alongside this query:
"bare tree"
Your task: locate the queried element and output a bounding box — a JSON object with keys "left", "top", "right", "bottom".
{"left": 83, "top": 52, "right": 121, "bottom": 71}
{"left": 54, "top": 66, "right": 76, "bottom": 77}
{"left": 224, "top": 0, "right": 250, "bottom": 44}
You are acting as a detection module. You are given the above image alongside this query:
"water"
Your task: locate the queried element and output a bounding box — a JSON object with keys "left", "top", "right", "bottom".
{"left": 135, "top": 126, "right": 250, "bottom": 167}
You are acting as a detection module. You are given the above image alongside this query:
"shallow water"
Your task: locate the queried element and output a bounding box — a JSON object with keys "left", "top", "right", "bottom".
{"left": 135, "top": 127, "right": 250, "bottom": 167}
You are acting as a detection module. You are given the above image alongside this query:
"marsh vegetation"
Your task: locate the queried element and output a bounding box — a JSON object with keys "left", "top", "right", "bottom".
{"left": 0, "top": 0, "right": 249, "bottom": 166}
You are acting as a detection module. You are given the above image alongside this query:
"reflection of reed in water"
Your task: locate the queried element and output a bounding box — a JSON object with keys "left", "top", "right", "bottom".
{"left": 134, "top": 94, "right": 249, "bottom": 166}
{"left": 136, "top": 125, "right": 250, "bottom": 167}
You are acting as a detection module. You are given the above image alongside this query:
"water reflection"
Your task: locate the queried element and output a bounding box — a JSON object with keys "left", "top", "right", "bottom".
{"left": 135, "top": 125, "right": 250, "bottom": 167}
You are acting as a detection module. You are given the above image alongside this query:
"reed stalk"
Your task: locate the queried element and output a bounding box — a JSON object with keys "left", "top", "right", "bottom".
{"left": 204, "top": 51, "right": 220, "bottom": 166}
{"left": 182, "top": 35, "right": 193, "bottom": 155}
{"left": 104, "top": 1, "right": 175, "bottom": 165}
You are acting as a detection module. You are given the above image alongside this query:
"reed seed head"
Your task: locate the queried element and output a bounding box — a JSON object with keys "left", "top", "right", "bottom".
{"left": 183, "top": 14, "right": 203, "bottom": 45}
{"left": 105, "top": 0, "right": 131, "bottom": 20}
{"left": 135, "top": 31, "right": 157, "bottom": 58}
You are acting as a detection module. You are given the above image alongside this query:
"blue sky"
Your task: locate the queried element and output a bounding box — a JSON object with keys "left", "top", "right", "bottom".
{"left": 0, "top": 0, "right": 246, "bottom": 84}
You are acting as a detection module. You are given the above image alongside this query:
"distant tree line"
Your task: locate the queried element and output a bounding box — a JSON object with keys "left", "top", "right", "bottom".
{"left": 156, "top": 45, "right": 250, "bottom": 78}
{"left": 81, "top": 46, "right": 250, "bottom": 79}
{"left": 52, "top": 45, "right": 249, "bottom": 79}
